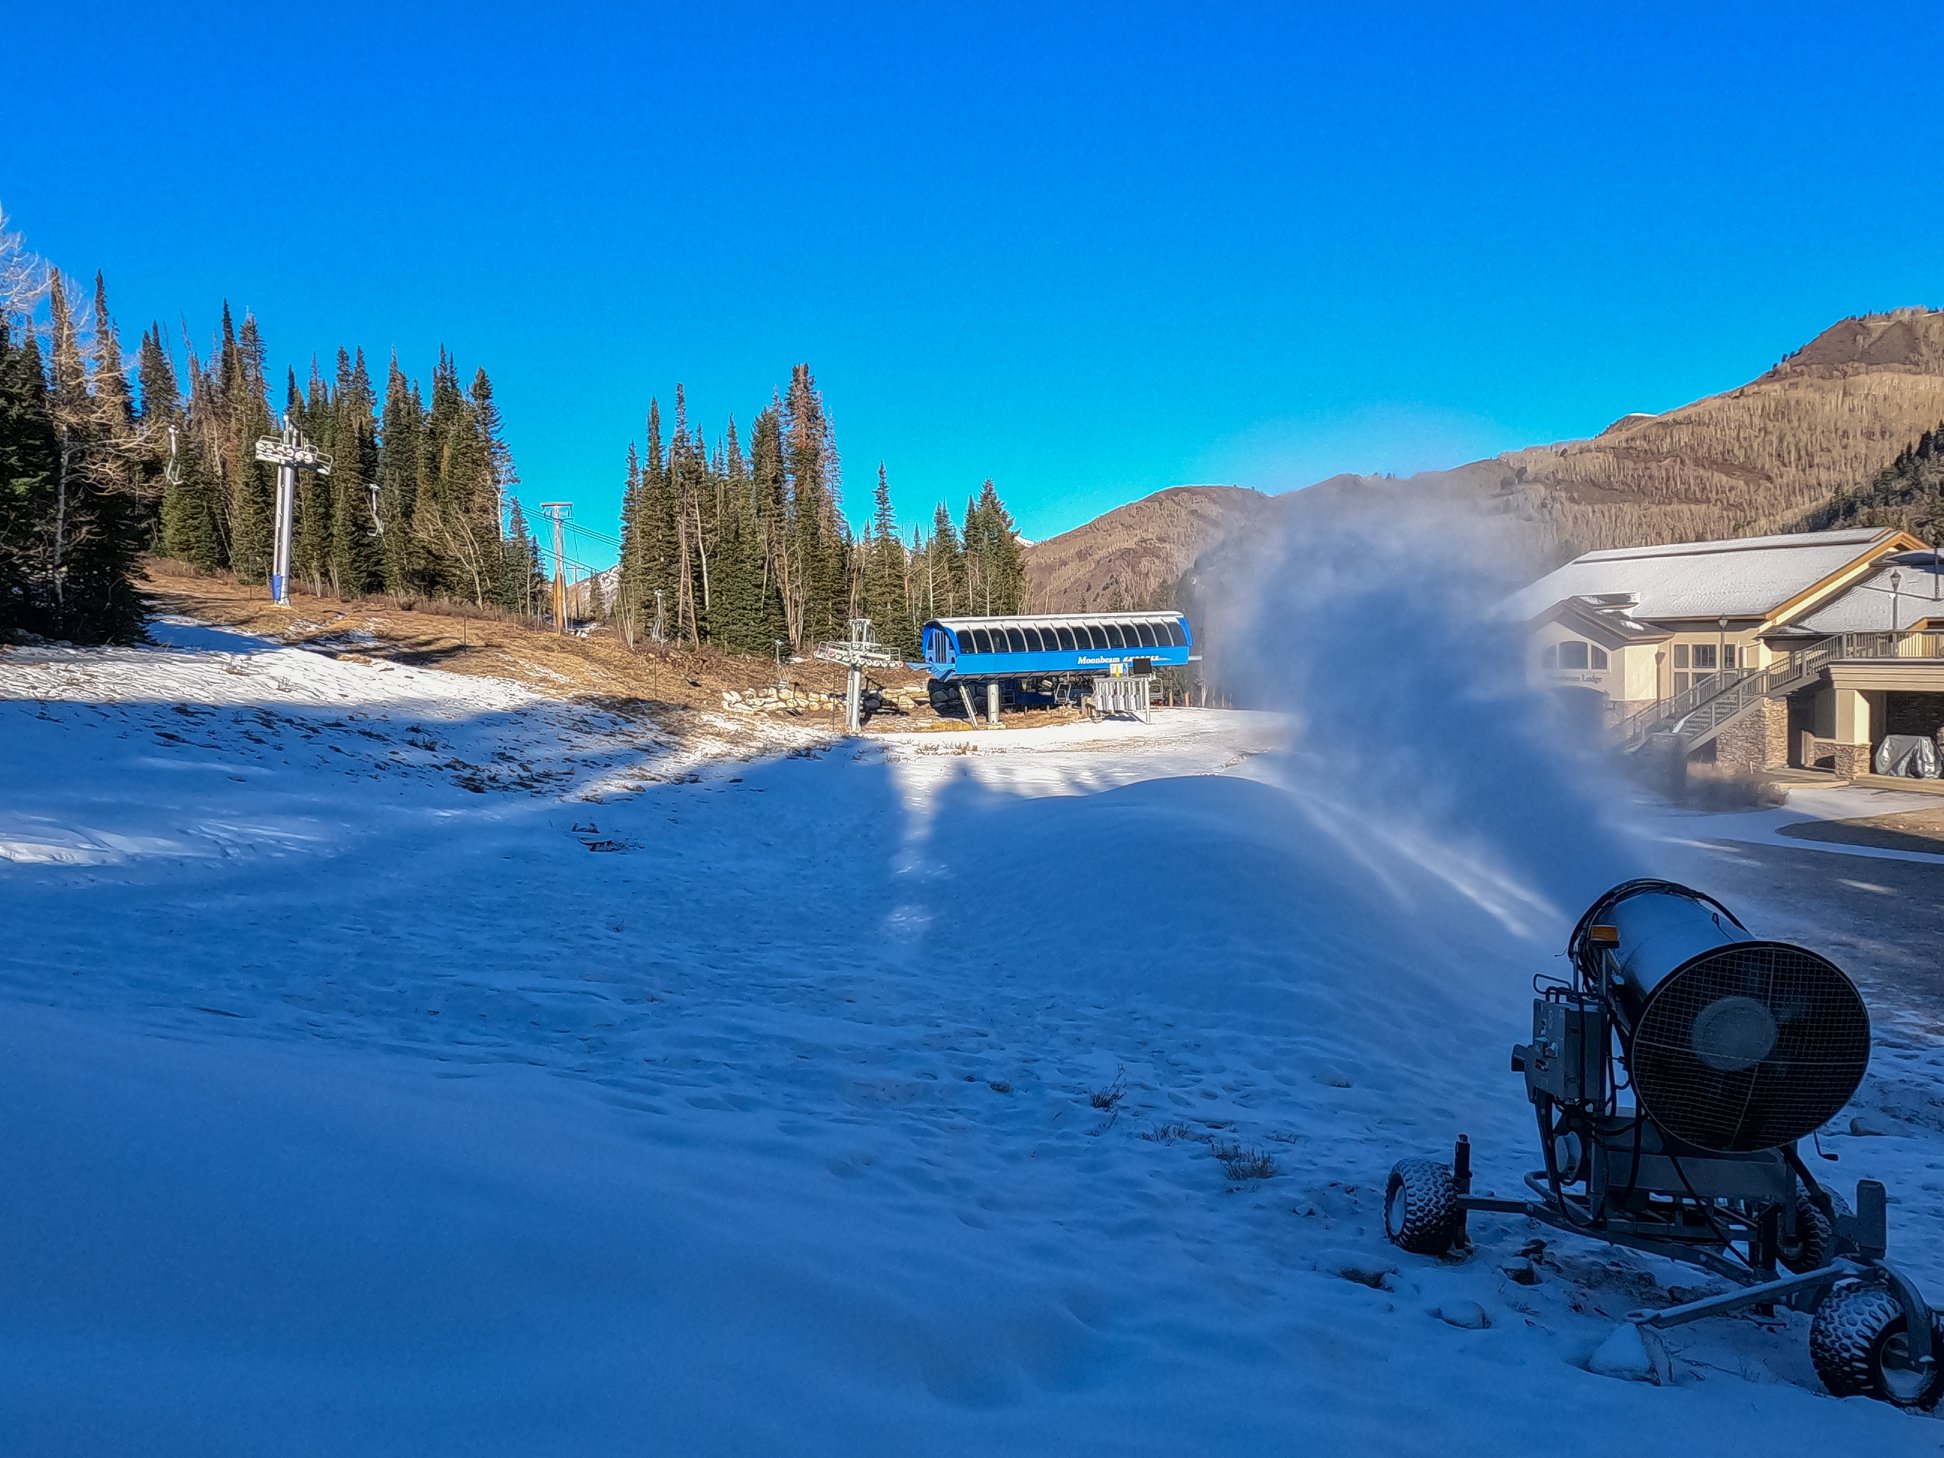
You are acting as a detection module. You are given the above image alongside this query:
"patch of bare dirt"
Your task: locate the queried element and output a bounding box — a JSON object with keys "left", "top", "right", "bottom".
{"left": 140, "top": 561, "right": 850, "bottom": 733}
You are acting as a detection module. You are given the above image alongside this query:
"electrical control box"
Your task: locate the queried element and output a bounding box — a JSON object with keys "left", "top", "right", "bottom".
{"left": 1518, "top": 995, "right": 1605, "bottom": 1107}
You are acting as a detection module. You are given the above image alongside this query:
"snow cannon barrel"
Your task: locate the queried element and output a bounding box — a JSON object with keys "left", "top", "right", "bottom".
{"left": 1568, "top": 880, "right": 1870, "bottom": 1154}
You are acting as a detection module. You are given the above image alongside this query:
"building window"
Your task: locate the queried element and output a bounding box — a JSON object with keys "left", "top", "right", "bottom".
{"left": 1540, "top": 639, "right": 1607, "bottom": 672}
{"left": 1055, "top": 625, "right": 1076, "bottom": 650}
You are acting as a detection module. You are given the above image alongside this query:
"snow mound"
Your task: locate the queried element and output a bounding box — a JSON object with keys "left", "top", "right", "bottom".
{"left": 1, "top": 609, "right": 1940, "bottom": 1453}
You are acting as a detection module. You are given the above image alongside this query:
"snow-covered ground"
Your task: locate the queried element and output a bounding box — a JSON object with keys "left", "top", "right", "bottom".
{"left": 2, "top": 620, "right": 1942, "bottom": 1455}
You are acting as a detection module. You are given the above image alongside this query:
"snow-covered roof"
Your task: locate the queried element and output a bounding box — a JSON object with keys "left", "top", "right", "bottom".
{"left": 1535, "top": 596, "right": 1672, "bottom": 647}
{"left": 1796, "top": 555, "right": 1944, "bottom": 632}
{"left": 1508, "top": 528, "right": 1902, "bottom": 623}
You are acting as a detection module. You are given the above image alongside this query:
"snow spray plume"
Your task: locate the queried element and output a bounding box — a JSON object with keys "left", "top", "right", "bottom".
{"left": 1200, "top": 499, "right": 1642, "bottom": 943}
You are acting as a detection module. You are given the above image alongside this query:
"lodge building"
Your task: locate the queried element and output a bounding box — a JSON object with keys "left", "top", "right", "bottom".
{"left": 1514, "top": 527, "right": 1944, "bottom": 776}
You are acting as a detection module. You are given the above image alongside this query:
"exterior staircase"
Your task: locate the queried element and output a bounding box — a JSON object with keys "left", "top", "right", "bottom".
{"left": 1616, "top": 637, "right": 1846, "bottom": 754}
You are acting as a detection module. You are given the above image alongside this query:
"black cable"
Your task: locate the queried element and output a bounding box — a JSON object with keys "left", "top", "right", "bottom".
{"left": 1565, "top": 879, "right": 1747, "bottom": 979}
{"left": 1666, "top": 1148, "right": 1757, "bottom": 1272}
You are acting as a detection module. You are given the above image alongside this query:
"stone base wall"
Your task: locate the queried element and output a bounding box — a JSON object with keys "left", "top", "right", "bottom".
{"left": 1711, "top": 697, "right": 1789, "bottom": 774}
{"left": 1803, "top": 738, "right": 1869, "bottom": 778}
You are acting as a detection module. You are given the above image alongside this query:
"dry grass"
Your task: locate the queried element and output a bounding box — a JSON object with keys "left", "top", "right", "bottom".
{"left": 1681, "top": 763, "right": 1791, "bottom": 810}
{"left": 1211, "top": 1143, "right": 1277, "bottom": 1181}
{"left": 140, "top": 560, "right": 848, "bottom": 723}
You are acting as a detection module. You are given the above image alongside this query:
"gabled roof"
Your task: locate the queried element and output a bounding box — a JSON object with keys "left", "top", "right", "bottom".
{"left": 1533, "top": 595, "right": 1672, "bottom": 649}
{"left": 1796, "top": 555, "right": 1944, "bottom": 632}
{"left": 1509, "top": 528, "right": 1917, "bottom": 623}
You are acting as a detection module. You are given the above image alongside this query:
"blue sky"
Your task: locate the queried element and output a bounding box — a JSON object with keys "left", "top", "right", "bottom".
{"left": 8, "top": 2, "right": 1943, "bottom": 560}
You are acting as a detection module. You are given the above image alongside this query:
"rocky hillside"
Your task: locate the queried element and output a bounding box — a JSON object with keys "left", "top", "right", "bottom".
{"left": 1023, "top": 485, "right": 1268, "bottom": 611}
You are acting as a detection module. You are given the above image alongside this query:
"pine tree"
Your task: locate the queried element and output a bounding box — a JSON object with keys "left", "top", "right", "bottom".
{"left": 750, "top": 402, "right": 793, "bottom": 647}
{"left": 293, "top": 361, "right": 334, "bottom": 593}
{"left": 623, "top": 398, "right": 678, "bottom": 640}
{"left": 165, "top": 343, "right": 228, "bottom": 571}
{"left": 40, "top": 274, "right": 146, "bottom": 641}
{"left": 927, "top": 500, "right": 965, "bottom": 616}
{"left": 863, "top": 464, "right": 916, "bottom": 656}
{"left": 376, "top": 356, "right": 424, "bottom": 594}
{"left": 225, "top": 311, "right": 276, "bottom": 583}
{"left": 501, "top": 495, "right": 544, "bottom": 618}
{"left": 133, "top": 324, "right": 181, "bottom": 548}
{"left": 0, "top": 323, "right": 60, "bottom": 636}
{"left": 783, "top": 363, "right": 847, "bottom": 645}
{"left": 328, "top": 349, "right": 382, "bottom": 595}
{"left": 958, "top": 480, "right": 1025, "bottom": 615}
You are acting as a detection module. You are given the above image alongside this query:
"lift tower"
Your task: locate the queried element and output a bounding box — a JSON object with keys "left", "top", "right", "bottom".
{"left": 814, "top": 618, "right": 904, "bottom": 732}
{"left": 254, "top": 417, "right": 333, "bottom": 605}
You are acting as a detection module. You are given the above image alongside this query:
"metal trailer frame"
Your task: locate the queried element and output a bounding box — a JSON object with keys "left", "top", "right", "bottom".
{"left": 1443, "top": 1132, "right": 1936, "bottom": 1352}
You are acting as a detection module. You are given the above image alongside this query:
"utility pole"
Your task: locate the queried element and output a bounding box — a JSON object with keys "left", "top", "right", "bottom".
{"left": 540, "top": 502, "right": 571, "bottom": 633}
{"left": 254, "top": 416, "right": 333, "bottom": 605}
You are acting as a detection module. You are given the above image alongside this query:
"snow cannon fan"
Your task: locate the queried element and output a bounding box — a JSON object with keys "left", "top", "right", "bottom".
{"left": 1571, "top": 879, "right": 1870, "bottom": 1155}
{"left": 1383, "top": 878, "right": 1942, "bottom": 1411}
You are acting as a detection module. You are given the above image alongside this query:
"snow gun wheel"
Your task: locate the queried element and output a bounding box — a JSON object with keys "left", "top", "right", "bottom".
{"left": 1384, "top": 1158, "right": 1463, "bottom": 1256}
{"left": 1809, "top": 1282, "right": 1944, "bottom": 1409}
{"left": 1780, "top": 1185, "right": 1851, "bottom": 1276}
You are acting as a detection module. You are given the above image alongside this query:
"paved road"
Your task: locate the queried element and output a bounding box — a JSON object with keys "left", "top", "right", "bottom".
{"left": 1690, "top": 834, "right": 1944, "bottom": 1017}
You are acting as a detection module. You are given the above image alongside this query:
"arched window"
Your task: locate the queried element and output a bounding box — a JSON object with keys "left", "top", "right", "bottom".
{"left": 1103, "top": 623, "right": 1126, "bottom": 648}
{"left": 969, "top": 628, "right": 992, "bottom": 654}
{"left": 1005, "top": 628, "right": 1029, "bottom": 652}
{"left": 1055, "top": 625, "right": 1077, "bottom": 650}
{"left": 1558, "top": 641, "right": 1589, "bottom": 670}
{"left": 1589, "top": 646, "right": 1608, "bottom": 669}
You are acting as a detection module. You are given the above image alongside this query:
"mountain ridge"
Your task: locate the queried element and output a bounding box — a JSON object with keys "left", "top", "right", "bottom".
{"left": 1023, "top": 309, "right": 1944, "bottom": 610}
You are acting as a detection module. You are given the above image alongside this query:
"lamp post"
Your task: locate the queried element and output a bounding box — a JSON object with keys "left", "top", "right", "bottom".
{"left": 1890, "top": 569, "right": 1904, "bottom": 639}
{"left": 1716, "top": 615, "right": 1729, "bottom": 686}
{"left": 773, "top": 638, "right": 786, "bottom": 689}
